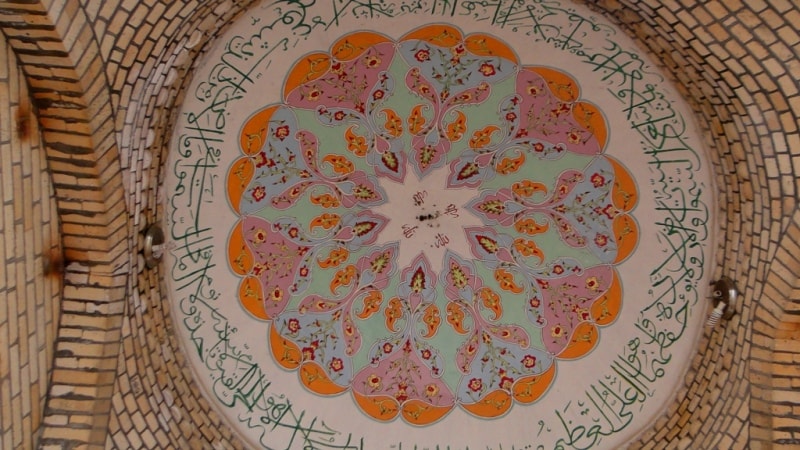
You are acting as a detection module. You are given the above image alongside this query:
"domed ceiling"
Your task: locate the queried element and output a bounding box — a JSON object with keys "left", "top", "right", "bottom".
{"left": 164, "top": 1, "right": 714, "bottom": 448}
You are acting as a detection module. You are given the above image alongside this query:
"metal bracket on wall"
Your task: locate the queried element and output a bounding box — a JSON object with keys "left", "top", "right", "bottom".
{"left": 143, "top": 224, "right": 165, "bottom": 269}
{"left": 706, "top": 276, "right": 738, "bottom": 328}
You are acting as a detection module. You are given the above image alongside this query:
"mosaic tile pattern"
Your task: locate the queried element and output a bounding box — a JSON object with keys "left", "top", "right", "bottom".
{"left": 0, "top": 0, "right": 798, "bottom": 448}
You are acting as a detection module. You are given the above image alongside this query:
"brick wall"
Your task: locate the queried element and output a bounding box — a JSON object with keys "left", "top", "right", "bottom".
{"left": 0, "top": 0, "right": 797, "bottom": 448}
{"left": 0, "top": 33, "right": 61, "bottom": 450}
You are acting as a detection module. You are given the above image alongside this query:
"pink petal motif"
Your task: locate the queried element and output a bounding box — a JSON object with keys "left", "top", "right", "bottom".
{"left": 456, "top": 334, "right": 552, "bottom": 405}
{"left": 285, "top": 42, "right": 397, "bottom": 112}
{"left": 243, "top": 216, "right": 311, "bottom": 318}
{"left": 540, "top": 266, "right": 613, "bottom": 354}
{"left": 513, "top": 70, "right": 602, "bottom": 156}
{"left": 353, "top": 339, "right": 455, "bottom": 411}
{"left": 466, "top": 189, "right": 517, "bottom": 226}
{"left": 335, "top": 211, "right": 389, "bottom": 248}
{"left": 396, "top": 253, "right": 437, "bottom": 312}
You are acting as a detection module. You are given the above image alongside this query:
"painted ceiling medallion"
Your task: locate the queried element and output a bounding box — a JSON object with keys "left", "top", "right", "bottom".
{"left": 226, "top": 25, "right": 637, "bottom": 424}
{"left": 167, "top": 1, "right": 713, "bottom": 448}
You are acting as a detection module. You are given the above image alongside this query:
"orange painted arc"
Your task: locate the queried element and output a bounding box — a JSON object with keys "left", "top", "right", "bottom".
{"left": 269, "top": 325, "right": 302, "bottom": 369}
{"left": 591, "top": 269, "right": 623, "bottom": 326}
{"left": 461, "top": 389, "right": 512, "bottom": 418}
{"left": 556, "top": 321, "right": 599, "bottom": 360}
{"left": 226, "top": 157, "right": 254, "bottom": 214}
{"left": 464, "top": 33, "right": 519, "bottom": 64}
{"left": 512, "top": 363, "right": 556, "bottom": 404}
{"left": 238, "top": 276, "right": 268, "bottom": 320}
{"left": 400, "top": 24, "right": 463, "bottom": 47}
{"left": 239, "top": 105, "right": 280, "bottom": 155}
{"left": 283, "top": 53, "right": 331, "bottom": 99}
{"left": 352, "top": 391, "right": 400, "bottom": 422}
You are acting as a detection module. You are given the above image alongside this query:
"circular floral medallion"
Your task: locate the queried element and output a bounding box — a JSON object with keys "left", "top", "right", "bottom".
{"left": 166, "top": 2, "right": 714, "bottom": 448}
{"left": 226, "top": 25, "right": 637, "bottom": 424}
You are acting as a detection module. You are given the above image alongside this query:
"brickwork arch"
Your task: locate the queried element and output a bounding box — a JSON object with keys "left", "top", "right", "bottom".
{"left": 0, "top": 0, "right": 128, "bottom": 447}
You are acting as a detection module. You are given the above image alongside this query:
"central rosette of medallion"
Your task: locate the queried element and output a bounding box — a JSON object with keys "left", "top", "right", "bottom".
{"left": 225, "top": 25, "right": 639, "bottom": 424}
{"left": 372, "top": 168, "right": 484, "bottom": 270}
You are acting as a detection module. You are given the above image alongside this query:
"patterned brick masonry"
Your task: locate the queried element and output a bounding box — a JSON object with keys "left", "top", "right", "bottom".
{"left": 0, "top": 0, "right": 798, "bottom": 449}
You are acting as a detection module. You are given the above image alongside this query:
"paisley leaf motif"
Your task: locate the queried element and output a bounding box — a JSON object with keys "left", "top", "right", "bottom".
{"left": 445, "top": 110, "right": 467, "bottom": 141}
{"left": 479, "top": 287, "right": 502, "bottom": 321}
{"left": 408, "top": 104, "right": 428, "bottom": 135}
{"left": 469, "top": 125, "right": 499, "bottom": 149}
{"left": 381, "top": 108, "right": 403, "bottom": 137}
{"left": 330, "top": 265, "right": 357, "bottom": 294}
{"left": 317, "top": 246, "right": 349, "bottom": 268}
{"left": 446, "top": 302, "right": 468, "bottom": 334}
{"left": 356, "top": 290, "right": 383, "bottom": 320}
{"left": 322, "top": 154, "right": 355, "bottom": 174}
{"left": 420, "top": 304, "right": 441, "bottom": 338}
{"left": 495, "top": 268, "right": 523, "bottom": 294}
{"left": 385, "top": 297, "right": 405, "bottom": 332}
{"left": 345, "top": 126, "right": 369, "bottom": 156}
{"left": 456, "top": 329, "right": 481, "bottom": 373}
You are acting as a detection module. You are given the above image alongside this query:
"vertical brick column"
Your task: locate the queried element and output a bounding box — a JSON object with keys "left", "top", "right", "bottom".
{"left": 0, "top": 33, "right": 62, "bottom": 450}
{"left": 0, "top": 1, "right": 128, "bottom": 448}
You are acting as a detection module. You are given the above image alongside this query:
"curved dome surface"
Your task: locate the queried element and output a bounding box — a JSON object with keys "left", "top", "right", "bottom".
{"left": 165, "top": 2, "right": 715, "bottom": 448}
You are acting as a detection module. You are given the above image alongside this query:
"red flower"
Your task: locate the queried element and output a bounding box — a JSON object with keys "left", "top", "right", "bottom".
{"left": 505, "top": 112, "right": 517, "bottom": 122}
{"left": 551, "top": 103, "right": 571, "bottom": 117}
{"left": 414, "top": 49, "right": 430, "bottom": 62}
{"left": 251, "top": 186, "right": 266, "bottom": 201}
{"left": 479, "top": 62, "right": 496, "bottom": 76}
{"left": 334, "top": 111, "right": 346, "bottom": 121}
{"left": 306, "top": 87, "right": 322, "bottom": 102}
{"left": 421, "top": 349, "right": 432, "bottom": 360}
{"left": 367, "top": 374, "right": 381, "bottom": 388}
{"left": 254, "top": 152, "right": 274, "bottom": 168}
{"left": 533, "top": 142, "right": 545, "bottom": 153}
{"left": 287, "top": 318, "right": 301, "bottom": 333}
{"left": 591, "top": 173, "right": 605, "bottom": 187}
{"left": 302, "top": 347, "right": 315, "bottom": 361}
{"left": 521, "top": 355, "right": 537, "bottom": 368}
{"left": 329, "top": 357, "right": 344, "bottom": 372}
{"left": 551, "top": 324, "right": 564, "bottom": 338}
{"left": 552, "top": 265, "right": 564, "bottom": 275}
{"left": 363, "top": 55, "right": 382, "bottom": 68}
{"left": 595, "top": 233, "right": 609, "bottom": 247}
{"left": 252, "top": 263, "right": 265, "bottom": 276}
{"left": 252, "top": 228, "right": 267, "bottom": 244}
{"left": 383, "top": 342, "right": 394, "bottom": 354}
{"left": 395, "top": 382, "right": 409, "bottom": 402}
{"left": 288, "top": 227, "right": 299, "bottom": 238}
{"left": 425, "top": 383, "right": 439, "bottom": 397}
{"left": 274, "top": 125, "right": 290, "bottom": 141}
{"left": 468, "top": 378, "right": 483, "bottom": 392}
{"left": 529, "top": 297, "right": 541, "bottom": 308}
{"left": 499, "top": 375, "right": 514, "bottom": 390}
{"left": 299, "top": 266, "right": 309, "bottom": 277}
{"left": 602, "top": 204, "right": 619, "bottom": 219}
{"left": 373, "top": 89, "right": 385, "bottom": 100}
